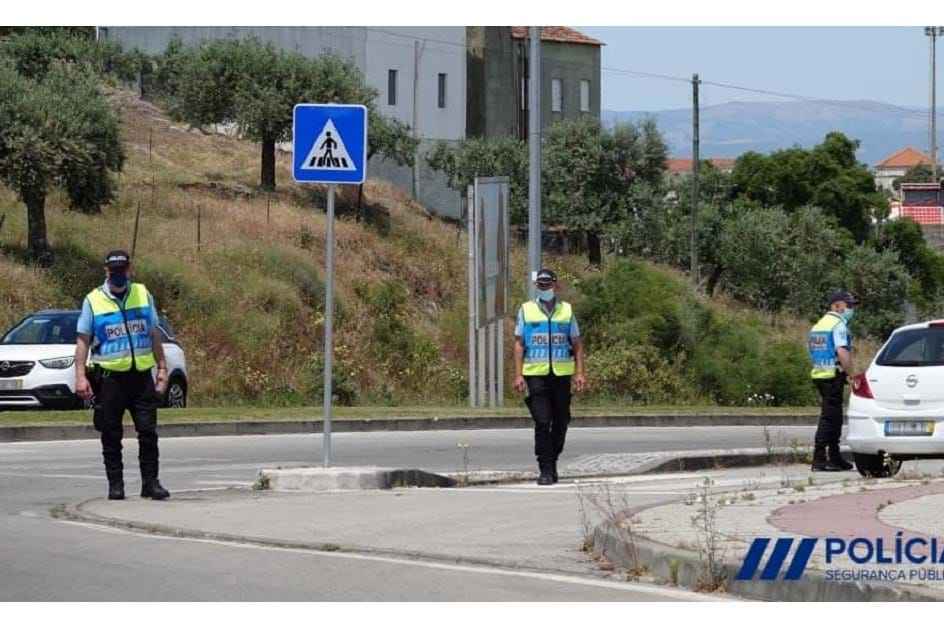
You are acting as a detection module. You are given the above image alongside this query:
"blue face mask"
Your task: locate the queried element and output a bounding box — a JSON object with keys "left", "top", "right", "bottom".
{"left": 109, "top": 271, "right": 128, "bottom": 289}
{"left": 537, "top": 288, "right": 555, "bottom": 301}
{"left": 841, "top": 308, "right": 855, "bottom": 323}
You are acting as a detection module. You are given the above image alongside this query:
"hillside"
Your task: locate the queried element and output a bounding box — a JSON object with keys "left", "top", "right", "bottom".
{"left": 0, "top": 88, "right": 575, "bottom": 406}
{"left": 0, "top": 88, "right": 867, "bottom": 407}
{"left": 604, "top": 100, "right": 935, "bottom": 164}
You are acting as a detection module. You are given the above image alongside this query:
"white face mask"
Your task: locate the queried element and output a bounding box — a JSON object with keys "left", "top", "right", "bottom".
{"left": 537, "top": 288, "right": 555, "bottom": 301}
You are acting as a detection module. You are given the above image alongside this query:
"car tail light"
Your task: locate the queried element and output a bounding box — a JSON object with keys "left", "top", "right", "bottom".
{"left": 851, "top": 373, "right": 874, "bottom": 399}
{"left": 929, "top": 321, "right": 944, "bottom": 328}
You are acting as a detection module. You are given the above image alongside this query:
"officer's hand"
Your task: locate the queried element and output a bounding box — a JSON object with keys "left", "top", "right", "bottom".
{"left": 574, "top": 373, "right": 588, "bottom": 394}
{"left": 514, "top": 374, "right": 527, "bottom": 394}
{"left": 75, "top": 376, "right": 93, "bottom": 401}
{"left": 155, "top": 368, "right": 169, "bottom": 396}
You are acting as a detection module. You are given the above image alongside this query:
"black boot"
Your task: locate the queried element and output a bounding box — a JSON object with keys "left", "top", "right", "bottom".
{"left": 537, "top": 460, "right": 554, "bottom": 486}
{"left": 141, "top": 479, "right": 170, "bottom": 500}
{"left": 811, "top": 446, "right": 828, "bottom": 472}
{"left": 107, "top": 475, "right": 125, "bottom": 500}
{"left": 551, "top": 459, "right": 559, "bottom": 484}
{"left": 828, "top": 445, "right": 854, "bottom": 471}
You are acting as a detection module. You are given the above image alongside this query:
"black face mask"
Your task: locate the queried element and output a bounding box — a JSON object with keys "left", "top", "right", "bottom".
{"left": 109, "top": 271, "right": 128, "bottom": 290}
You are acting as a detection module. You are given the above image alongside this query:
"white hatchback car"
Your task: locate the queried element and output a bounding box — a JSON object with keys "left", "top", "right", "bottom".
{"left": 0, "top": 309, "right": 188, "bottom": 410}
{"left": 847, "top": 320, "right": 944, "bottom": 477}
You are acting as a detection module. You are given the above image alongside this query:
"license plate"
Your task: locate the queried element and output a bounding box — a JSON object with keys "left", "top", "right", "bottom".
{"left": 884, "top": 421, "right": 935, "bottom": 437}
{"left": 0, "top": 379, "right": 23, "bottom": 391}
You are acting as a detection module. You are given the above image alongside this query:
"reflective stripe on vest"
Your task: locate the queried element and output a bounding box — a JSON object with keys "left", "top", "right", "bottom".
{"left": 87, "top": 283, "right": 156, "bottom": 372}
{"left": 808, "top": 312, "right": 851, "bottom": 380}
{"left": 521, "top": 300, "right": 575, "bottom": 377}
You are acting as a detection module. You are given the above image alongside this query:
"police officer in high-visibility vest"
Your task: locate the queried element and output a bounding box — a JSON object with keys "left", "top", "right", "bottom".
{"left": 514, "top": 269, "right": 587, "bottom": 485}
{"left": 74, "top": 250, "right": 171, "bottom": 500}
{"left": 808, "top": 290, "right": 859, "bottom": 472}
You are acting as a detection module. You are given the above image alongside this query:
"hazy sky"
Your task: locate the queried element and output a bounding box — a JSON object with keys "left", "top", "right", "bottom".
{"left": 579, "top": 26, "right": 937, "bottom": 112}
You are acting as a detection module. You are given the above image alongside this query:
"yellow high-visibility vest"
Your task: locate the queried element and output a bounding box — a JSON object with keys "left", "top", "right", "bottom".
{"left": 521, "top": 300, "right": 575, "bottom": 377}
{"left": 87, "top": 283, "right": 156, "bottom": 372}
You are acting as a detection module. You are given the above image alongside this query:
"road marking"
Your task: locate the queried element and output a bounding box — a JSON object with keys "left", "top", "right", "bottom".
{"left": 0, "top": 472, "right": 103, "bottom": 480}
{"left": 54, "top": 519, "right": 726, "bottom": 601}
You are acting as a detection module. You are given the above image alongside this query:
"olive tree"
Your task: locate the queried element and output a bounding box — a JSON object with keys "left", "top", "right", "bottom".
{"left": 168, "top": 38, "right": 376, "bottom": 191}
{"left": 543, "top": 116, "right": 668, "bottom": 266}
{"left": 0, "top": 60, "right": 124, "bottom": 264}
{"left": 426, "top": 135, "right": 529, "bottom": 223}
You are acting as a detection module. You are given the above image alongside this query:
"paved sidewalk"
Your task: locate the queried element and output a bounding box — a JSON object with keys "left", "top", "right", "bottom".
{"left": 63, "top": 462, "right": 808, "bottom": 582}
{"left": 625, "top": 460, "right": 944, "bottom": 600}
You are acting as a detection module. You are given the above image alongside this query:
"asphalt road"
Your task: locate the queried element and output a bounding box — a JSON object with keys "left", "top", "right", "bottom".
{"left": 0, "top": 425, "right": 818, "bottom": 601}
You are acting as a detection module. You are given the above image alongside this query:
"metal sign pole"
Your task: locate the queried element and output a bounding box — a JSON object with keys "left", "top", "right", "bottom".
{"left": 477, "top": 323, "right": 486, "bottom": 406}
{"left": 467, "top": 186, "right": 477, "bottom": 408}
{"left": 497, "top": 319, "right": 504, "bottom": 406}
{"left": 489, "top": 321, "right": 498, "bottom": 408}
{"left": 323, "top": 183, "right": 336, "bottom": 467}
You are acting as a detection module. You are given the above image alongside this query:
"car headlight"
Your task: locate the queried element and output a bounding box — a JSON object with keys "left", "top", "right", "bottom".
{"left": 40, "top": 356, "right": 75, "bottom": 369}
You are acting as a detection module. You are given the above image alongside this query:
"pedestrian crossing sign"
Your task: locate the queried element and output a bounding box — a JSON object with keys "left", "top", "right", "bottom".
{"left": 293, "top": 104, "right": 367, "bottom": 184}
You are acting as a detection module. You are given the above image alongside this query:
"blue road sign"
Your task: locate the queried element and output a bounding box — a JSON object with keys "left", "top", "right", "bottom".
{"left": 293, "top": 104, "right": 367, "bottom": 184}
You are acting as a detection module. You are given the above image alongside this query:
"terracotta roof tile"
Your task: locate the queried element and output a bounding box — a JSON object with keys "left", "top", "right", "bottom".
{"left": 667, "top": 158, "right": 736, "bottom": 174}
{"left": 876, "top": 147, "right": 933, "bottom": 169}
{"left": 510, "top": 26, "right": 604, "bottom": 46}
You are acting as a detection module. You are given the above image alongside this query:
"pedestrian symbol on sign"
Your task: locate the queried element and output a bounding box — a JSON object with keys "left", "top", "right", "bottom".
{"left": 300, "top": 118, "right": 356, "bottom": 171}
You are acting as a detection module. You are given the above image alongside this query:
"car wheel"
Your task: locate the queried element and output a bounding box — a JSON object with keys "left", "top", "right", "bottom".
{"left": 165, "top": 377, "right": 187, "bottom": 408}
{"left": 853, "top": 452, "right": 902, "bottom": 478}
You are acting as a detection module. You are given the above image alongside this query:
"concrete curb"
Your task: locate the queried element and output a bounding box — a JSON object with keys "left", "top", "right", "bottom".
{"left": 0, "top": 412, "right": 818, "bottom": 443}
{"left": 448, "top": 446, "right": 827, "bottom": 486}
{"left": 589, "top": 502, "right": 944, "bottom": 602}
{"left": 260, "top": 467, "right": 456, "bottom": 491}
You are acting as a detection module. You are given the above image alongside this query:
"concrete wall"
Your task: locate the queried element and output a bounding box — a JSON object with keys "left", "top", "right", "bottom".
{"left": 466, "top": 27, "right": 518, "bottom": 139}
{"left": 365, "top": 27, "right": 466, "bottom": 142}
{"left": 875, "top": 167, "right": 906, "bottom": 194}
{"left": 538, "top": 41, "right": 601, "bottom": 128}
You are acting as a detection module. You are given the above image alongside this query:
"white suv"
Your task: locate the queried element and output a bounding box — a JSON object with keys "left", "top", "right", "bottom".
{"left": 0, "top": 310, "right": 188, "bottom": 410}
{"left": 847, "top": 320, "right": 944, "bottom": 477}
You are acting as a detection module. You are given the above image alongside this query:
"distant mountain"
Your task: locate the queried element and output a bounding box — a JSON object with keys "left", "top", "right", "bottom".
{"left": 603, "top": 100, "right": 938, "bottom": 166}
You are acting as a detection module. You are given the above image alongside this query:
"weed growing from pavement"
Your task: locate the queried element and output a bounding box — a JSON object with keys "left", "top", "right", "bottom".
{"left": 455, "top": 442, "right": 472, "bottom": 479}
{"left": 669, "top": 558, "right": 680, "bottom": 587}
{"left": 252, "top": 472, "right": 271, "bottom": 491}
{"left": 689, "top": 476, "right": 728, "bottom": 593}
{"left": 575, "top": 482, "right": 595, "bottom": 551}
{"left": 576, "top": 482, "right": 642, "bottom": 574}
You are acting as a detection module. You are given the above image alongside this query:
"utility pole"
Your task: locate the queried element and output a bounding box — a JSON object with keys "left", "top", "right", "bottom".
{"left": 927, "top": 27, "right": 944, "bottom": 181}
{"left": 412, "top": 40, "right": 421, "bottom": 201}
{"left": 691, "top": 73, "right": 700, "bottom": 289}
{"left": 527, "top": 26, "right": 542, "bottom": 298}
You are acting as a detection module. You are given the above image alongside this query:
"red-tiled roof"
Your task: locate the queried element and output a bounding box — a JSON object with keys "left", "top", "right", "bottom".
{"left": 667, "top": 158, "right": 736, "bottom": 174}
{"left": 876, "top": 147, "right": 933, "bottom": 169}
{"left": 510, "top": 27, "right": 604, "bottom": 46}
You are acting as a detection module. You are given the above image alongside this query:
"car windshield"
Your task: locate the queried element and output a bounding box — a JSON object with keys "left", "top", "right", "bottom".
{"left": 876, "top": 327, "right": 944, "bottom": 367}
{"left": 1, "top": 313, "right": 80, "bottom": 345}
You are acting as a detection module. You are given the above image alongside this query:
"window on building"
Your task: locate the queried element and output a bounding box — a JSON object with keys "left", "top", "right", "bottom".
{"left": 551, "top": 79, "right": 562, "bottom": 112}
{"left": 388, "top": 69, "right": 397, "bottom": 106}
{"left": 438, "top": 73, "right": 447, "bottom": 109}
{"left": 580, "top": 80, "right": 590, "bottom": 113}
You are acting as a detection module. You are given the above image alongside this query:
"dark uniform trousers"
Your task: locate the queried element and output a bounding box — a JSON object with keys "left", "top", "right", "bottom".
{"left": 525, "top": 374, "right": 572, "bottom": 464}
{"left": 814, "top": 374, "right": 845, "bottom": 457}
{"left": 91, "top": 368, "right": 161, "bottom": 482}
